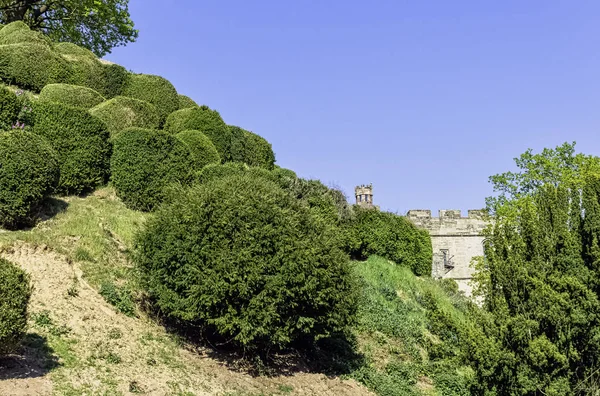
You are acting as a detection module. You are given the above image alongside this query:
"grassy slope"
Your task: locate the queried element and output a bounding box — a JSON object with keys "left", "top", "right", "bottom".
{"left": 0, "top": 189, "right": 477, "bottom": 395}
{"left": 349, "top": 256, "right": 476, "bottom": 396}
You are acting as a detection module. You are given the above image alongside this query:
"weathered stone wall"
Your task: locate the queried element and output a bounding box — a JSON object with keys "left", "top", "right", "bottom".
{"left": 406, "top": 209, "right": 489, "bottom": 296}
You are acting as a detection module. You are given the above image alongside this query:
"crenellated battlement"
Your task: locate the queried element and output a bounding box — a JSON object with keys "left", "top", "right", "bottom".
{"left": 406, "top": 209, "right": 487, "bottom": 220}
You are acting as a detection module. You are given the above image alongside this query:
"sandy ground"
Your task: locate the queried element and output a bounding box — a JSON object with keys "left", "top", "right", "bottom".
{"left": 0, "top": 244, "right": 373, "bottom": 396}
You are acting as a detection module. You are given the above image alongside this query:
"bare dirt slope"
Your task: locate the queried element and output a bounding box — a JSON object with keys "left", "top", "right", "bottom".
{"left": 0, "top": 243, "right": 372, "bottom": 396}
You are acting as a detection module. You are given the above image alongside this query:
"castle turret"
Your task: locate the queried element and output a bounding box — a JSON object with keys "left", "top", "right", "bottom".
{"left": 355, "top": 184, "right": 374, "bottom": 208}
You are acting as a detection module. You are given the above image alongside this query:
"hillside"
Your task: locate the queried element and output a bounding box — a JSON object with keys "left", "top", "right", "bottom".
{"left": 0, "top": 188, "right": 474, "bottom": 395}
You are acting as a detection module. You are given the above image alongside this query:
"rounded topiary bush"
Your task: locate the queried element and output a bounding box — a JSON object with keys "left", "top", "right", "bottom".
{"left": 178, "top": 94, "right": 198, "bottom": 109}
{"left": 0, "top": 85, "right": 19, "bottom": 130}
{"left": 121, "top": 74, "right": 179, "bottom": 123}
{"left": 39, "top": 84, "right": 105, "bottom": 109}
{"left": 53, "top": 41, "right": 96, "bottom": 58}
{"left": 0, "top": 22, "right": 50, "bottom": 46}
{"left": 0, "top": 258, "right": 31, "bottom": 355}
{"left": 164, "top": 106, "right": 232, "bottom": 161}
{"left": 89, "top": 96, "right": 160, "bottom": 137}
{"left": 0, "top": 130, "right": 59, "bottom": 228}
{"left": 176, "top": 130, "right": 220, "bottom": 170}
{"left": 135, "top": 173, "right": 359, "bottom": 350}
{"left": 100, "top": 63, "right": 129, "bottom": 99}
{"left": 0, "top": 43, "right": 69, "bottom": 91}
{"left": 346, "top": 206, "right": 433, "bottom": 276}
{"left": 229, "top": 125, "right": 275, "bottom": 169}
{"left": 32, "top": 101, "right": 111, "bottom": 194}
{"left": 111, "top": 128, "right": 195, "bottom": 211}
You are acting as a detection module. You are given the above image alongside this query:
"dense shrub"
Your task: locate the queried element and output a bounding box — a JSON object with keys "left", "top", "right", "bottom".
{"left": 0, "top": 131, "right": 59, "bottom": 228}
{"left": 0, "top": 22, "right": 50, "bottom": 46}
{"left": 176, "top": 130, "right": 220, "bottom": 170}
{"left": 39, "top": 84, "right": 105, "bottom": 109}
{"left": 100, "top": 63, "right": 129, "bottom": 99}
{"left": 229, "top": 125, "right": 275, "bottom": 169}
{"left": 164, "top": 106, "right": 232, "bottom": 160}
{"left": 0, "top": 85, "right": 19, "bottom": 130}
{"left": 178, "top": 94, "right": 198, "bottom": 109}
{"left": 53, "top": 42, "right": 96, "bottom": 58}
{"left": 195, "top": 162, "right": 276, "bottom": 186}
{"left": 121, "top": 74, "right": 179, "bottom": 123}
{"left": 32, "top": 101, "right": 111, "bottom": 194}
{"left": 89, "top": 96, "right": 160, "bottom": 137}
{"left": 0, "top": 258, "right": 31, "bottom": 355}
{"left": 347, "top": 207, "right": 432, "bottom": 276}
{"left": 0, "top": 43, "right": 69, "bottom": 91}
{"left": 110, "top": 128, "right": 195, "bottom": 211}
{"left": 135, "top": 173, "right": 359, "bottom": 350}
{"left": 53, "top": 43, "right": 128, "bottom": 98}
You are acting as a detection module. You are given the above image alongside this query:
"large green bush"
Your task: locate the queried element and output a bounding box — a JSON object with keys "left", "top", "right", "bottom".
{"left": 0, "top": 130, "right": 59, "bottom": 228}
{"left": 100, "top": 63, "right": 129, "bottom": 99}
{"left": 39, "top": 84, "right": 105, "bottom": 109}
{"left": 178, "top": 94, "right": 198, "bottom": 109}
{"left": 0, "top": 85, "right": 19, "bottom": 130}
{"left": 89, "top": 96, "right": 160, "bottom": 137}
{"left": 229, "top": 126, "right": 275, "bottom": 169}
{"left": 347, "top": 207, "right": 432, "bottom": 276}
{"left": 53, "top": 43, "right": 129, "bottom": 99}
{"left": 0, "top": 22, "right": 50, "bottom": 46}
{"left": 0, "top": 43, "right": 69, "bottom": 91}
{"left": 164, "top": 106, "right": 232, "bottom": 161}
{"left": 32, "top": 101, "right": 111, "bottom": 194}
{"left": 195, "top": 162, "right": 275, "bottom": 185}
{"left": 110, "top": 128, "right": 195, "bottom": 211}
{"left": 135, "top": 173, "right": 359, "bottom": 350}
{"left": 0, "top": 258, "right": 31, "bottom": 355}
{"left": 121, "top": 74, "right": 179, "bottom": 123}
{"left": 176, "top": 130, "right": 220, "bottom": 170}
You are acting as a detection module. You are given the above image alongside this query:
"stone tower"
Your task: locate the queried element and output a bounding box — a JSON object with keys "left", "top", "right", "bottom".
{"left": 406, "top": 209, "right": 489, "bottom": 296}
{"left": 355, "top": 184, "right": 374, "bottom": 208}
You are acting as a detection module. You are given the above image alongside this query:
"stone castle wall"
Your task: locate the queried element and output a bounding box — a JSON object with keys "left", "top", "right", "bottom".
{"left": 406, "top": 209, "right": 489, "bottom": 296}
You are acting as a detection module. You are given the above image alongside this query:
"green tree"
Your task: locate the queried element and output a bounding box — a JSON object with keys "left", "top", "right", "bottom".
{"left": 0, "top": 0, "right": 138, "bottom": 56}
{"left": 471, "top": 143, "right": 600, "bottom": 394}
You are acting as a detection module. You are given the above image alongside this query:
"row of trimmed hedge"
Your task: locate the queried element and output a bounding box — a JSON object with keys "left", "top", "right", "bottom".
{"left": 0, "top": 257, "right": 31, "bottom": 356}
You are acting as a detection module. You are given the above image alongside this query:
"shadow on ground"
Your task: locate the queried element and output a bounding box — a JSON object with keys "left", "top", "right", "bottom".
{"left": 0, "top": 333, "right": 61, "bottom": 381}
{"left": 143, "top": 304, "right": 366, "bottom": 379}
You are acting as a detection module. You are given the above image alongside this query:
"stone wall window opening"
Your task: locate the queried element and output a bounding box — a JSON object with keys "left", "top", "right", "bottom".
{"left": 441, "top": 249, "right": 454, "bottom": 270}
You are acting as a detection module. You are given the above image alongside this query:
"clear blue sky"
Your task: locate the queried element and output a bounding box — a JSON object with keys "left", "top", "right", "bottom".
{"left": 106, "top": 1, "right": 600, "bottom": 215}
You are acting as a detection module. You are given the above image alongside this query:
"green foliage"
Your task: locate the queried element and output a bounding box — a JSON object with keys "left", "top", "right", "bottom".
{"left": 110, "top": 128, "right": 195, "bottom": 211}
{"left": 0, "top": 21, "right": 50, "bottom": 45}
{"left": 164, "top": 106, "right": 232, "bottom": 161}
{"left": 0, "top": 130, "right": 59, "bottom": 228}
{"left": 0, "top": 42, "right": 69, "bottom": 91}
{"left": 32, "top": 101, "right": 111, "bottom": 194}
{"left": 347, "top": 256, "right": 487, "bottom": 396}
{"left": 135, "top": 173, "right": 359, "bottom": 350}
{"left": 0, "top": 257, "right": 31, "bottom": 355}
{"left": 0, "top": 84, "right": 18, "bottom": 129}
{"left": 89, "top": 96, "right": 160, "bottom": 137}
{"left": 178, "top": 94, "right": 197, "bottom": 109}
{"left": 346, "top": 207, "right": 432, "bottom": 276}
{"left": 175, "top": 130, "right": 220, "bottom": 170}
{"left": 0, "top": 0, "right": 138, "bottom": 57}
{"left": 487, "top": 141, "right": 600, "bottom": 215}
{"left": 229, "top": 125, "right": 275, "bottom": 169}
{"left": 99, "top": 282, "right": 135, "bottom": 317}
{"left": 195, "top": 162, "right": 256, "bottom": 184}
{"left": 100, "top": 63, "right": 129, "bottom": 99}
{"left": 39, "top": 83, "right": 105, "bottom": 109}
{"left": 121, "top": 74, "right": 179, "bottom": 124}
{"left": 473, "top": 143, "right": 600, "bottom": 394}
{"left": 53, "top": 41, "right": 96, "bottom": 57}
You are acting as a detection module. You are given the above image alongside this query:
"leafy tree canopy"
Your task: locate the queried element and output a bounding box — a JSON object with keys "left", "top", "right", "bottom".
{"left": 0, "top": 0, "right": 138, "bottom": 56}
{"left": 486, "top": 141, "right": 600, "bottom": 215}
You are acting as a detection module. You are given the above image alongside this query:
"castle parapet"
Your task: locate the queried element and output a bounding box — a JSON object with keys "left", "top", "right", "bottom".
{"left": 407, "top": 209, "right": 432, "bottom": 219}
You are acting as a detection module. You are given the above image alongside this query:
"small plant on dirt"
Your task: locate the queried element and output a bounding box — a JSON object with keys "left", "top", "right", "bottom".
{"left": 129, "top": 381, "right": 144, "bottom": 393}
{"left": 108, "top": 328, "right": 122, "bottom": 340}
{"left": 103, "top": 351, "right": 122, "bottom": 364}
{"left": 66, "top": 276, "right": 79, "bottom": 297}
{"left": 99, "top": 281, "right": 136, "bottom": 317}
{"left": 278, "top": 384, "right": 294, "bottom": 393}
